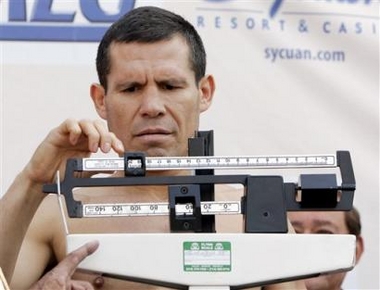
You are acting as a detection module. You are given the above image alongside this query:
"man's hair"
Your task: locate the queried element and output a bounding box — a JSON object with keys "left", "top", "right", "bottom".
{"left": 96, "top": 6, "right": 206, "bottom": 92}
{"left": 345, "top": 207, "right": 361, "bottom": 236}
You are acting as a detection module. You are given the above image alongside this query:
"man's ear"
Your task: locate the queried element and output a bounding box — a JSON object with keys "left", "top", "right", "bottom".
{"left": 90, "top": 83, "right": 107, "bottom": 120}
{"left": 355, "top": 235, "right": 364, "bottom": 264}
{"left": 199, "top": 74, "right": 215, "bottom": 112}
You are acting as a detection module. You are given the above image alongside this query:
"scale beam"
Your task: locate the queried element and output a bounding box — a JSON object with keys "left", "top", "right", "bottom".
{"left": 83, "top": 201, "right": 241, "bottom": 217}
{"left": 79, "top": 154, "right": 337, "bottom": 172}
{"left": 42, "top": 151, "right": 355, "bottom": 231}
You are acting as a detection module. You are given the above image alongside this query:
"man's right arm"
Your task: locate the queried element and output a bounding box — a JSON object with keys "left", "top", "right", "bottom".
{"left": 0, "top": 119, "right": 124, "bottom": 283}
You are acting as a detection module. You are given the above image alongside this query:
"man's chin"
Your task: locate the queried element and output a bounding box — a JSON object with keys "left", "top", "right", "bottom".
{"left": 143, "top": 147, "right": 174, "bottom": 157}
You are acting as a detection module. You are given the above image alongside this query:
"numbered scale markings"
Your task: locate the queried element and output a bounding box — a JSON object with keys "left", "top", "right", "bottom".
{"left": 83, "top": 201, "right": 241, "bottom": 217}
{"left": 82, "top": 154, "right": 337, "bottom": 172}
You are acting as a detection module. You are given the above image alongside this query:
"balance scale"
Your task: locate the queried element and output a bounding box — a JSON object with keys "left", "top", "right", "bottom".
{"left": 43, "top": 131, "right": 357, "bottom": 289}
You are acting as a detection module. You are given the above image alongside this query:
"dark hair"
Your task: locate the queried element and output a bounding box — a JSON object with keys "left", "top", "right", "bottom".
{"left": 96, "top": 6, "right": 206, "bottom": 92}
{"left": 345, "top": 207, "right": 361, "bottom": 236}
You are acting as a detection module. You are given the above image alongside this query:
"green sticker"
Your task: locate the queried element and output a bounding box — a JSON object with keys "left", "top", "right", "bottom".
{"left": 183, "top": 241, "right": 231, "bottom": 272}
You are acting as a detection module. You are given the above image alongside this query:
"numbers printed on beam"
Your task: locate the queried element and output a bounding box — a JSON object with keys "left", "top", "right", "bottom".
{"left": 83, "top": 201, "right": 241, "bottom": 217}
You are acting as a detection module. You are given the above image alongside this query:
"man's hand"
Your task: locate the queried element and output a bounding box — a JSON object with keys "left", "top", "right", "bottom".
{"left": 24, "top": 119, "right": 125, "bottom": 184}
{"left": 29, "top": 240, "right": 99, "bottom": 290}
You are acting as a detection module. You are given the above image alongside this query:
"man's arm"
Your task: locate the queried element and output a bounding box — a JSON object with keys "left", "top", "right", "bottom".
{"left": 0, "top": 171, "right": 46, "bottom": 281}
{"left": 0, "top": 119, "right": 124, "bottom": 282}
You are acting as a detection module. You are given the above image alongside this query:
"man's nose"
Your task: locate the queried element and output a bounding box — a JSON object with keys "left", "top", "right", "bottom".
{"left": 139, "top": 85, "right": 166, "bottom": 117}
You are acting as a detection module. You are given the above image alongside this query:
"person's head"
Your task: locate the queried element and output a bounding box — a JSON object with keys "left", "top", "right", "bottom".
{"left": 95, "top": 6, "right": 207, "bottom": 93}
{"left": 91, "top": 6, "right": 215, "bottom": 157}
{"left": 288, "top": 208, "right": 364, "bottom": 290}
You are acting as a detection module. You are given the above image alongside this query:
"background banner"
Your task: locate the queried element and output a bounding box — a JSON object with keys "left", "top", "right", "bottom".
{"left": 1, "top": 1, "right": 379, "bottom": 289}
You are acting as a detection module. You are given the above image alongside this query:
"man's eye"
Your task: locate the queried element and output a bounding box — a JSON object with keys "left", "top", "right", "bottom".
{"left": 316, "top": 230, "right": 334, "bottom": 234}
{"left": 162, "top": 84, "right": 176, "bottom": 90}
{"left": 122, "top": 86, "right": 138, "bottom": 93}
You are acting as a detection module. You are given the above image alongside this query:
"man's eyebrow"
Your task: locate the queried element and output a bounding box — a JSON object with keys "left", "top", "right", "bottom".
{"left": 290, "top": 219, "right": 337, "bottom": 228}
{"left": 158, "top": 77, "right": 187, "bottom": 85}
{"left": 114, "top": 81, "right": 141, "bottom": 90}
{"left": 313, "top": 219, "right": 334, "bottom": 225}
{"left": 312, "top": 219, "right": 340, "bottom": 230}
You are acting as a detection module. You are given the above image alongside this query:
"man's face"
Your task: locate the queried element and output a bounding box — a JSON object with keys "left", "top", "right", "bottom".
{"left": 288, "top": 211, "right": 348, "bottom": 290}
{"left": 92, "top": 35, "right": 213, "bottom": 157}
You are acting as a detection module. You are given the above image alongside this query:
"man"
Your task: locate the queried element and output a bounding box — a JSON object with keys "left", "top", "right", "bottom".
{"left": 288, "top": 208, "right": 364, "bottom": 290}
{"left": 8, "top": 6, "right": 305, "bottom": 289}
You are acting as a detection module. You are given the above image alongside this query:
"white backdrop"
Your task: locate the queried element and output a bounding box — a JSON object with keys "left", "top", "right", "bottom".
{"left": 1, "top": 1, "right": 379, "bottom": 289}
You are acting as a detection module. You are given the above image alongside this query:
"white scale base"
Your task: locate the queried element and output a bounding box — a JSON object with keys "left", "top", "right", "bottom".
{"left": 67, "top": 233, "right": 355, "bottom": 289}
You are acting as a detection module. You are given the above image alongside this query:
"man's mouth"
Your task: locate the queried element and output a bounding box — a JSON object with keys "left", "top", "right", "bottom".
{"left": 135, "top": 128, "right": 171, "bottom": 137}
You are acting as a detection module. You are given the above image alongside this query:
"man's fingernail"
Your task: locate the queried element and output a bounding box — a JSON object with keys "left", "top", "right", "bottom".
{"left": 103, "top": 142, "right": 111, "bottom": 152}
{"left": 91, "top": 143, "right": 98, "bottom": 152}
{"left": 116, "top": 141, "right": 124, "bottom": 151}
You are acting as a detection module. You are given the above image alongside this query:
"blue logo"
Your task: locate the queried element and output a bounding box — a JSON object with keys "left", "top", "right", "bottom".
{"left": 0, "top": 0, "right": 136, "bottom": 41}
{"left": 270, "top": 0, "right": 283, "bottom": 18}
{"left": 204, "top": 0, "right": 373, "bottom": 18}
{"left": 0, "top": 0, "right": 376, "bottom": 42}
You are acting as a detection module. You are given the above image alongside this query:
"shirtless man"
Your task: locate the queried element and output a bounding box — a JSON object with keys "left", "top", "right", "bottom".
{"left": 9, "top": 6, "right": 306, "bottom": 290}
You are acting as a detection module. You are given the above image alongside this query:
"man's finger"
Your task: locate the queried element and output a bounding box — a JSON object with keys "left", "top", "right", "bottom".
{"left": 54, "top": 240, "right": 99, "bottom": 277}
{"left": 78, "top": 119, "right": 102, "bottom": 153}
